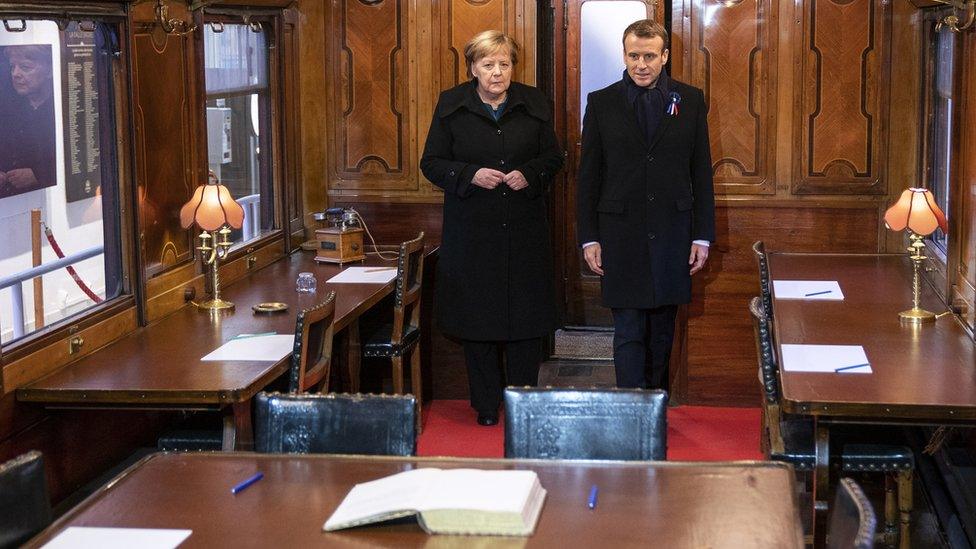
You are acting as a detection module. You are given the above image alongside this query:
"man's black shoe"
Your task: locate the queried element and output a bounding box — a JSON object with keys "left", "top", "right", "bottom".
{"left": 477, "top": 414, "right": 498, "bottom": 426}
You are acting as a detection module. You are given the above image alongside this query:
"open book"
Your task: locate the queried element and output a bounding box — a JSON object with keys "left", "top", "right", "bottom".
{"left": 323, "top": 468, "right": 547, "bottom": 536}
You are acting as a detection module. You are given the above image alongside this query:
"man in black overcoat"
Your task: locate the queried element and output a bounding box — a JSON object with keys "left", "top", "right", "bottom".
{"left": 576, "top": 20, "right": 715, "bottom": 390}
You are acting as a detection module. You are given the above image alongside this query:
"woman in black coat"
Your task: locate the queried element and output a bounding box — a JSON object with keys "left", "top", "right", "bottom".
{"left": 420, "top": 30, "right": 563, "bottom": 426}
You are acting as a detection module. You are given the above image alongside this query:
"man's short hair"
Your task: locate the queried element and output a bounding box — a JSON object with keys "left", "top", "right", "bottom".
{"left": 463, "top": 30, "right": 520, "bottom": 75}
{"left": 622, "top": 19, "right": 670, "bottom": 51}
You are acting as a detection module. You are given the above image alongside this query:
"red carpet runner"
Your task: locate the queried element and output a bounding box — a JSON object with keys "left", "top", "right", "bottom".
{"left": 417, "top": 400, "right": 764, "bottom": 460}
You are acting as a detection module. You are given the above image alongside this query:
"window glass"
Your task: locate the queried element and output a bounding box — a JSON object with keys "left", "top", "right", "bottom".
{"left": 0, "top": 19, "right": 123, "bottom": 345}
{"left": 925, "top": 24, "right": 955, "bottom": 252}
{"left": 203, "top": 22, "right": 274, "bottom": 247}
{"left": 579, "top": 1, "right": 647, "bottom": 126}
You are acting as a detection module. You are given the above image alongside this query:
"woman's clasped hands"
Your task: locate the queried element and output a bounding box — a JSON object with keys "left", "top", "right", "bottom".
{"left": 471, "top": 168, "right": 528, "bottom": 191}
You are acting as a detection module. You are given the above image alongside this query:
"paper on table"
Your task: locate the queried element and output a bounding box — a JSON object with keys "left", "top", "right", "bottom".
{"left": 772, "top": 280, "right": 844, "bottom": 300}
{"left": 327, "top": 267, "right": 398, "bottom": 284}
{"left": 781, "top": 344, "right": 872, "bottom": 374}
{"left": 41, "top": 527, "right": 192, "bottom": 549}
{"left": 201, "top": 334, "right": 295, "bottom": 362}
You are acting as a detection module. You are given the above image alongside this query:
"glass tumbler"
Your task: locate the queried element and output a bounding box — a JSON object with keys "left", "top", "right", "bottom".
{"left": 296, "top": 272, "right": 317, "bottom": 293}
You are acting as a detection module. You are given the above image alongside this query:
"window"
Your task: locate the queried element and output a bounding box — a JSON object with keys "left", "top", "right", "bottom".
{"left": 203, "top": 20, "right": 276, "bottom": 248}
{"left": 922, "top": 13, "right": 957, "bottom": 255}
{"left": 0, "top": 18, "right": 125, "bottom": 345}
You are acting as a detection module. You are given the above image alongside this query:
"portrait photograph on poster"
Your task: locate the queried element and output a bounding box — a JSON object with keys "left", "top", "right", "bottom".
{"left": 0, "top": 43, "right": 57, "bottom": 199}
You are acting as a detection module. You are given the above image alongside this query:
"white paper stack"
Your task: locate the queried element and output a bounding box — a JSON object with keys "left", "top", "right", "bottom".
{"left": 780, "top": 344, "right": 872, "bottom": 374}
{"left": 201, "top": 334, "right": 295, "bottom": 362}
{"left": 42, "top": 527, "right": 192, "bottom": 549}
{"left": 772, "top": 280, "right": 844, "bottom": 300}
{"left": 327, "top": 267, "right": 398, "bottom": 284}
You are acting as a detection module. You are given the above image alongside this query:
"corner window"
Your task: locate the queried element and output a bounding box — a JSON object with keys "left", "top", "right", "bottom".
{"left": 922, "top": 13, "right": 956, "bottom": 254}
{"left": 0, "top": 19, "right": 124, "bottom": 345}
{"left": 203, "top": 20, "right": 276, "bottom": 248}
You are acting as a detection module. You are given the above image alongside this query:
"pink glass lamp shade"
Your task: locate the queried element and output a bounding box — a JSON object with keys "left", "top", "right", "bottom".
{"left": 883, "top": 188, "right": 948, "bottom": 237}
{"left": 179, "top": 178, "right": 245, "bottom": 231}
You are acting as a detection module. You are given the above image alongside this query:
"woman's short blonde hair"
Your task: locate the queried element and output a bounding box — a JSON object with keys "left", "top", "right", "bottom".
{"left": 463, "top": 30, "right": 520, "bottom": 75}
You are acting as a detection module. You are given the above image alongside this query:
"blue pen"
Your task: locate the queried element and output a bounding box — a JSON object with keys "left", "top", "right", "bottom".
{"left": 587, "top": 485, "right": 598, "bottom": 509}
{"left": 805, "top": 290, "right": 832, "bottom": 297}
{"left": 231, "top": 472, "right": 264, "bottom": 494}
{"left": 835, "top": 363, "right": 870, "bottom": 373}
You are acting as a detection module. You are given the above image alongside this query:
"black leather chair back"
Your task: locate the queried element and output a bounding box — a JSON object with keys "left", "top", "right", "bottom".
{"left": 393, "top": 232, "right": 424, "bottom": 345}
{"left": 0, "top": 451, "right": 52, "bottom": 549}
{"left": 752, "top": 240, "right": 773, "bottom": 321}
{"left": 828, "top": 477, "right": 877, "bottom": 549}
{"left": 254, "top": 392, "right": 416, "bottom": 455}
{"left": 504, "top": 388, "right": 667, "bottom": 460}
{"left": 289, "top": 291, "right": 337, "bottom": 393}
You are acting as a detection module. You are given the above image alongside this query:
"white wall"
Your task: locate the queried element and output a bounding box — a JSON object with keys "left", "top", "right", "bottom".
{"left": 0, "top": 21, "right": 108, "bottom": 343}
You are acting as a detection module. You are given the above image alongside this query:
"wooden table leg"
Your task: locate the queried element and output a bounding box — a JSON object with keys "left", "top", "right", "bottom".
{"left": 221, "top": 401, "right": 254, "bottom": 451}
{"left": 344, "top": 318, "right": 361, "bottom": 393}
{"left": 812, "top": 419, "right": 830, "bottom": 549}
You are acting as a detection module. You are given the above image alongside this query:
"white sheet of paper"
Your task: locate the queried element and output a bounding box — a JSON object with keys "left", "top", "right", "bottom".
{"left": 327, "top": 267, "right": 397, "bottom": 284}
{"left": 41, "top": 527, "right": 192, "bottom": 549}
{"left": 201, "top": 334, "right": 295, "bottom": 362}
{"left": 781, "top": 344, "right": 872, "bottom": 374}
{"left": 772, "top": 280, "right": 844, "bottom": 300}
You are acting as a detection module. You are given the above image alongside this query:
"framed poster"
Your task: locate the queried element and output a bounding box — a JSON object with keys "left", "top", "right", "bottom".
{"left": 61, "top": 25, "right": 103, "bottom": 202}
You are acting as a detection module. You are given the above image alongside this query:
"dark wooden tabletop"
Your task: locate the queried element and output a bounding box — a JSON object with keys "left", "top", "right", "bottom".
{"left": 769, "top": 253, "right": 976, "bottom": 420}
{"left": 17, "top": 252, "right": 397, "bottom": 406}
{"left": 26, "top": 452, "right": 804, "bottom": 548}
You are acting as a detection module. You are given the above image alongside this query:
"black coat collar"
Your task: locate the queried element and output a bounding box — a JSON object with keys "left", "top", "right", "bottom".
{"left": 622, "top": 68, "right": 673, "bottom": 105}
{"left": 437, "top": 80, "right": 550, "bottom": 122}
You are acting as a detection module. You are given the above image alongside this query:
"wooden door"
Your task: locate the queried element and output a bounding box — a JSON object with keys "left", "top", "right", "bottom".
{"left": 560, "top": 0, "right": 662, "bottom": 326}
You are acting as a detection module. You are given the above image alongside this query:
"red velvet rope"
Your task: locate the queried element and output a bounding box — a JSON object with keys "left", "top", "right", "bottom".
{"left": 43, "top": 226, "right": 104, "bottom": 304}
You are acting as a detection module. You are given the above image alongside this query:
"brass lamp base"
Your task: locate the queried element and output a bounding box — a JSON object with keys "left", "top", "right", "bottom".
{"left": 899, "top": 307, "right": 936, "bottom": 324}
{"left": 196, "top": 298, "right": 235, "bottom": 311}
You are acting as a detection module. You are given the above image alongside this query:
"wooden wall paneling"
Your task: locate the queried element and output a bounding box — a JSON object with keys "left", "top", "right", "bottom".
{"left": 294, "top": 0, "right": 329, "bottom": 226}
{"left": 131, "top": 2, "right": 204, "bottom": 278}
{"left": 678, "top": 0, "right": 777, "bottom": 195}
{"left": 792, "top": 0, "right": 890, "bottom": 195}
{"left": 327, "top": 0, "right": 414, "bottom": 195}
{"left": 436, "top": 0, "right": 534, "bottom": 89}
{"left": 277, "top": 11, "right": 305, "bottom": 249}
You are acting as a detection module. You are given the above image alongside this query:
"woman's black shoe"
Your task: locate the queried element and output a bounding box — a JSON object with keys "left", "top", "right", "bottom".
{"left": 477, "top": 414, "right": 498, "bottom": 426}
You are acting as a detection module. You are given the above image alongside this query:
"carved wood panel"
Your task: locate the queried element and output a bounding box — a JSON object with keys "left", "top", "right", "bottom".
{"left": 684, "top": 0, "right": 776, "bottom": 194}
{"left": 951, "top": 31, "right": 976, "bottom": 331}
{"left": 792, "top": 0, "right": 890, "bottom": 195}
{"left": 436, "top": 0, "right": 528, "bottom": 89}
{"left": 132, "top": 30, "right": 199, "bottom": 277}
{"left": 328, "top": 0, "right": 413, "bottom": 192}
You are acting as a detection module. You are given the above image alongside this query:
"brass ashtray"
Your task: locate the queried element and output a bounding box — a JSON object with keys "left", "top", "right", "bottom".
{"left": 252, "top": 302, "right": 289, "bottom": 314}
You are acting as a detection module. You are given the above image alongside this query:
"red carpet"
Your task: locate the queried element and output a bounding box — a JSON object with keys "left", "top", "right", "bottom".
{"left": 417, "top": 400, "right": 763, "bottom": 460}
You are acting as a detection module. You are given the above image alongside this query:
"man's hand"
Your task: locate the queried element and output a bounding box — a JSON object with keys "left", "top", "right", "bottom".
{"left": 689, "top": 242, "right": 709, "bottom": 275}
{"left": 583, "top": 243, "right": 604, "bottom": 276}
{"left": 471, "top": 168, "right": 505, "bottom": 189}
{"left": 4, "top": 169, "right": 39, "bottom": 191}
{"left": 502, "top": 170, "right": 529, "bottom": 191}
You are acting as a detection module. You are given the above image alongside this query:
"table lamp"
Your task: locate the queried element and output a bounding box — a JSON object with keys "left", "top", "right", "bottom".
{"left": 883, "top": 188, "right": 948, "bottom": 323}
{"left": 180, "top": 173, "right": 245, "bottom": 310}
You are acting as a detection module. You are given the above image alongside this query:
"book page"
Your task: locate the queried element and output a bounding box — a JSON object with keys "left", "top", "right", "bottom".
{"left": 324, "top": 468, "right": 440, "bottom": 530}
{"left": 419, "top": 469, "right": 538, "bottom": 513}
{"left": 41, "top": 527, "right": 192, "bottom": 549}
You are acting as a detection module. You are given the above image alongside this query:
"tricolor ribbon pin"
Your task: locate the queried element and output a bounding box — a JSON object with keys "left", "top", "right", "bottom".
{"left": 667, "top": 92, "right": 681, "bottom": 116}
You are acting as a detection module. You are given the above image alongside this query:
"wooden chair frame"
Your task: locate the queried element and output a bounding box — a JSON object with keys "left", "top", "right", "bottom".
{"left": 289, "top": 291, "right": 337, "bottom": 393}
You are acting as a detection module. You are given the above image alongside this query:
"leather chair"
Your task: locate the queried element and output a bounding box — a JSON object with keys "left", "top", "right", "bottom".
{"left": 289, "top": 291, "right": 336, "bottom": 393}
{"left": 828, "top": 478, "right": 877, "bottom": 549}
{"left": 752, "top": 240, "right": 773, "bottom": 322}
{"left": 0, "top": 451, "right": 52, "bottom": 549}
{"left": 750, "top": 297, "right": 913, "bottom": 547}
{"left": 504, "top": 387, "right": 667, "bottom": 460}
{"left": 254, "top": 391, "right": 416, "bottom": 455}
{"left": 359, "top": 232, "right": 425, "bottom": 433}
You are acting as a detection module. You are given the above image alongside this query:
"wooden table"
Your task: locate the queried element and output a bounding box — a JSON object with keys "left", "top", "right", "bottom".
{"left": 26, "top": 452, "right": 804, "bottom": 548}
{"left": 768, "top": 253, "right": 976, "bottom": 547}
{"left": 17, "top": 251, "right": 399, "bottom": 450}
